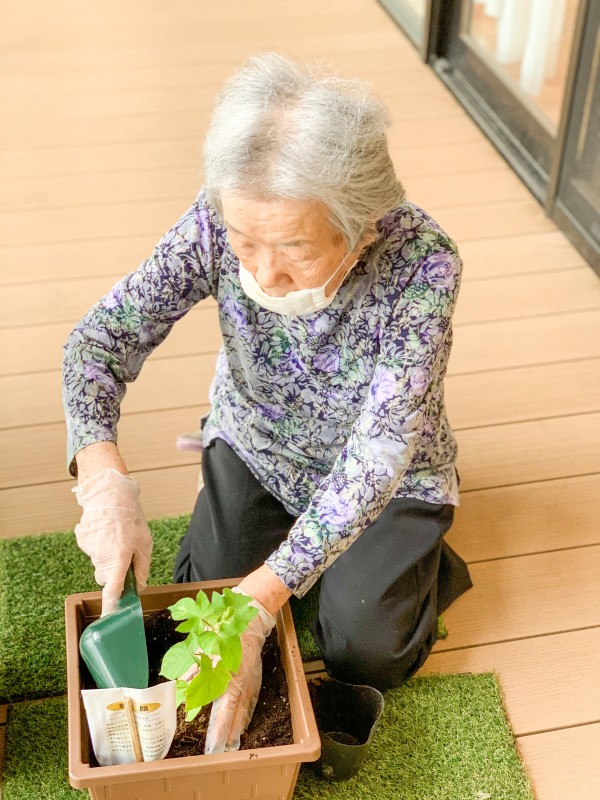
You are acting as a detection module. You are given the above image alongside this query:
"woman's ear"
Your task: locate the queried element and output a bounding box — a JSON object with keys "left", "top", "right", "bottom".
{"left": 354, "top": 229, "right": 377, "bottom": 258}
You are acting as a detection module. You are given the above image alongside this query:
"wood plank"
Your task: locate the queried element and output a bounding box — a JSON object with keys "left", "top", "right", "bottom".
{"left": 0, "top": 65, "right": 440, "bottom": 125}
{"left": 0, "top": 74, "right": 458, "bottom": 150}
{"left": 0, "top": 138, "right": 206, "bottom": 181}
{"left": 517, "top": 724, "right": 600, "bottom": 800}
{"left": 388, "top": 91, "right": 466, "bottom": 122}
{"left": 8, "top": 352, "right": 600, "bottom": 486}
{"left": 2, "top": 8, "right": 393, "bottom": 59}
{"left": 457, "top": 413, "right": 600, "bottom": 492}
{"left": 4, "top": 446, "right": 600, "bottom": 564}
{"left": 4, "top": 335, "right": 600, "bottom": 433}
{"left": 391, "top": 141, "right": 507, "bottom": 179}
{"left": 0, "top": 136, "right": 501, "bottom": 182}
{"left": 2, "top": 165, "right": 524, "bottom": 216}
{"left": 0, "top": 277, "right": 216, "bottom": 329}
{"left": 386, "top": 115, "right": 483, "bottom": 148}
{"left": 1, "top": 67, "right": 437, "bottom": 130}
{"left": 450, "top": 310, "right": 600, "bottom": 373}
{"left": 0, "top": 463, "right": 201, "bottom": 538}
{"left": 432, "top": 198, "right": 556, "bottom": 242}
{"left": 5, "top": 260, "right": 595, "bottom": 331}
{"left": 447, "top": 474, "right": 600, "bottom": 563}
{"left": 0, "top": 310, "right": 222, "bottom": 376}
{"left": 1, "top": 194, "right": 564, "bottom": 252}
{"left": 0, "top": 406, "right": 207, "bottom": 489}
{"left": 445, "top": 358, "right": 600, "bottom": 428}
{"left": 407, "top": 169, "right": 531, "bottom": 210}
{"left": 0, "top": 350, "right": 217, "bottom": 429}
{"left": 0, "top": 197, "right": 196, "bottom": 247}
{"left": 0, "top": 168, "right": 198, "bottom": 214}
{"left": 420, "top": 627, "right": 600, "bottom": 735}
{"left": 0, "top": 41, "right": 426, "bottom": 103}
{"left": 458, "top": 230, "right": 587, "bottom": 279}
{"left": 0, "top": 235, "right": 166, "bottom": 286}
{"left": 0, "top": 63, "right": 456, "bottom": 134}
{"left": 0, "top": 28, "right": 415, "bottom": 71}
{"left": 454, "top": 268, "right": 600, "bottom": 324}
{"left": 4, "top": 357, "right": 598, "bottom": 486}
{"left": 0, "top": 108, "right": 206, "bottom": 169}
{"left": 433, "top": 546, "right": 600, "bottom": 651}
{"left": 0, "top": 227, "right": 587, "bottom": 291}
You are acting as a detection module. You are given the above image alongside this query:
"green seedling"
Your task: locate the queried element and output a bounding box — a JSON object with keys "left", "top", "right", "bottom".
{"left": 159, "top": 588, "right": 259, "bottom": 721}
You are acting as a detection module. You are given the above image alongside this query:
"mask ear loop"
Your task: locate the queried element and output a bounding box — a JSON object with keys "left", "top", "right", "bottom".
{"left": 323, "top": 251, "right": 358, "bottom": 294}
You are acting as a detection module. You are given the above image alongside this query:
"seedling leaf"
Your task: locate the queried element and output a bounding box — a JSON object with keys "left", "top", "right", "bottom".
{"left": 186, "top": 655, "right": 230, "bottom": 714}
{"left": 168, "top": 597, "right": 203, "bottom": 621}
{"left": 216, "top": 631, "right": 243, "bottom": 673}
{"left": 161, "top": 589, "right": 258, "bottom": 719}
{"left": 159, "top": 641, "right": 196, "bottom": 680}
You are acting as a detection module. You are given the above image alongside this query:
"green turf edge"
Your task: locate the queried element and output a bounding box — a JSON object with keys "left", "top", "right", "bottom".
{"left": 0, "top": 517, "right": 447, "bottom": 702}
{"left": 0, "top": 517, "right": 321, "bottom": 702}
{"left": 3, "top": 674, "right": 534, "bottom": 800}
{"left": 3, "top": 697, "right": 87, "bottom": 800}
{"left": 0, "top": 516, "right": 191, "bottom": 704}
{"left": 295, "top": 673, "right": 535, "bottom": 800}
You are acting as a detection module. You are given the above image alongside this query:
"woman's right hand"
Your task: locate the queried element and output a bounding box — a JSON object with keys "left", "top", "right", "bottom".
{"left": 73, "top": 457, "right": 153, "bottom": 616}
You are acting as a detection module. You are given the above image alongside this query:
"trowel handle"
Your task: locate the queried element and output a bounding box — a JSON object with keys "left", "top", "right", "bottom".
{"left": 121, "top": 564, "right": 138, "bottom": 599}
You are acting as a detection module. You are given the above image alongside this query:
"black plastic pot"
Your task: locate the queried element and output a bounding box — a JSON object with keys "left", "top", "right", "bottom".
{"left": 309, "top": 677, "right": 385, "bottom": 781}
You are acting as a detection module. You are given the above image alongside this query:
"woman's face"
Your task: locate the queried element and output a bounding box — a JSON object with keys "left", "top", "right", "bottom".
{"left": 221, "top": 191, "right": 365, "bottom": 298}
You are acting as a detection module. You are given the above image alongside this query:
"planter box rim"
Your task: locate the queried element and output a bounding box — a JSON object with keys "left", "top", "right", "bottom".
{"left": 65, "top": 579, "right": 321, "bottom": 791}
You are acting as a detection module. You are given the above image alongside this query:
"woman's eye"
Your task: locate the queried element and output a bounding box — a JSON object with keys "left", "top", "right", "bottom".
{"left": 286, "top": 251, "right": 315, "bottom": 265}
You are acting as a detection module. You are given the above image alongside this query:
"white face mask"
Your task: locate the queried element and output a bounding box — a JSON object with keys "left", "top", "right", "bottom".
{"left": 238, "top": 253, "right": 357, "bottom": 317}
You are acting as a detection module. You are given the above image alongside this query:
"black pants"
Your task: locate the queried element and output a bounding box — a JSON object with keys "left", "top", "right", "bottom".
{"left": 174, "top": 438, "right": 473, "bottom": 690}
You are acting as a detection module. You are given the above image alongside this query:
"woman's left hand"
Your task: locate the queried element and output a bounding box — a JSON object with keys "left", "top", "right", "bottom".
{"left": 204, "top": 597, "right": 275, "bottom": 753}
{"left": 204, "top": 566, "right": 291, "bottom": 753}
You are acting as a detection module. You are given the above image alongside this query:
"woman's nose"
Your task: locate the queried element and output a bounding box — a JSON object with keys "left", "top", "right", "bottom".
{"left": 253, "top": 251, "right": 290, "bottom": 290}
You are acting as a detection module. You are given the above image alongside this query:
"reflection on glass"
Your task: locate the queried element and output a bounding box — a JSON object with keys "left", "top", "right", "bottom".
{"left": 466, "top": 0, "right": 581, "bottom": 130}
{"left": 381, "top": 0, "right": 429, "bottom": 47}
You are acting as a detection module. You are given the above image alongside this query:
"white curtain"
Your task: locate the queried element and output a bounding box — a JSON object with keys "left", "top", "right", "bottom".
{"left": 477, "top": 0, "right": 571, "bottom": 96}
{"left": 520, "top": 0, "right": 567, "bottom": 95}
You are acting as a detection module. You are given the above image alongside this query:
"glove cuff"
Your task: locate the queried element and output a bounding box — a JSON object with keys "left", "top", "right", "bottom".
{"left": 72, "top": 467, "right": 140, "bottom": 508}
{"left": 231, "top": 586, "right": 276, "bottom": 638}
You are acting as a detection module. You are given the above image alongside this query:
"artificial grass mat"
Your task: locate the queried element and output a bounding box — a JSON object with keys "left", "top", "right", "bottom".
{"left": 3, "top": 675, "right": 534, "bottom": 800}
{"left": 0, "top": 517, "right": 446, "bottom": 703}
{"left": 0, "top": 516, "right": 194, "bottom": 703}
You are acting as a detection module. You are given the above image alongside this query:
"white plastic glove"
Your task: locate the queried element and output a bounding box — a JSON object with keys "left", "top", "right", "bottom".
{"left": 73, "top": 467, "right": 153, "bottom": 616}
{"left": 204, "top": 591, "right": 276, "bottom": 754}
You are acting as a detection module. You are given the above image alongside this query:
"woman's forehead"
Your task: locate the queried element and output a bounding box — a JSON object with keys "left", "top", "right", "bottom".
{"left": 221, "top": 191, "right": 334, "bottom": 244}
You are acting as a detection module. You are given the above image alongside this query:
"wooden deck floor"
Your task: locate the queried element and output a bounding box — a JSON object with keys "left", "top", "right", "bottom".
{"left": 1, "top": 1, "right": 599, "bottom": 797}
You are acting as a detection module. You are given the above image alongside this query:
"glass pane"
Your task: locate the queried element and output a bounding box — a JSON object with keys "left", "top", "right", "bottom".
{"left": 464, "top": 0, "right": 581, "bottom": 131}
{"left": 379, "top": 0, "right": 429, "bottom": 47}
{"left": 557, "top": 15, "right": 600, "bottom": 261}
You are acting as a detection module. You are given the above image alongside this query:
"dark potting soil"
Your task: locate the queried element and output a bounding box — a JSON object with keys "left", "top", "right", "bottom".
{"left": 144, "top": 609, "right": 293, "bottom": 757}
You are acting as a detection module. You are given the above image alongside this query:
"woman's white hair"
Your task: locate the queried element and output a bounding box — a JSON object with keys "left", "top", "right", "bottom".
{"left": 203, "top": 53, "right": 405, "bottom": 250}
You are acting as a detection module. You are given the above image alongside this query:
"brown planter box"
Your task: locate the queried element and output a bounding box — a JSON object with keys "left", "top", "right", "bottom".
{"left": 65, "top": 578, "right": 321, "bottom": 800}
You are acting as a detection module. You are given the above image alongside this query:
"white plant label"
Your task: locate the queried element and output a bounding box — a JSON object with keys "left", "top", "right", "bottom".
{"left": 82, "top": 681, "right": 177, "bottom": 766}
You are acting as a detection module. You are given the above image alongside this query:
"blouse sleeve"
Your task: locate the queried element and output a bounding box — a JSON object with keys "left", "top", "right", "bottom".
{"left": 62, "top": 195, "right": 221, "bottom": 476}
{"left": 265, "top": 247, "right": 462, "bottom": 597}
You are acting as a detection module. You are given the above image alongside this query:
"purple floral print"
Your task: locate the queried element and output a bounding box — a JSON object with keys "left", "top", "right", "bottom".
{"left": 63, "top": 191, "right": 462, "bottom": 597}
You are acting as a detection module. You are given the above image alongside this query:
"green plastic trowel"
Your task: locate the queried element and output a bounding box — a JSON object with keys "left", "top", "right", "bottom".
{"left": 79, "top": 566, "right": 149, "bottom": 689}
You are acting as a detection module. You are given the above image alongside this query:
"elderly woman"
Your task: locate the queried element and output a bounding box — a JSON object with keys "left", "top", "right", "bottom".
{"left": 63, "top": 53, "right": 472, "bottom": 753}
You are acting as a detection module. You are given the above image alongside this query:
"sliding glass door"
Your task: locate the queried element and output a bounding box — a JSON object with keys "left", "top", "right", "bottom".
{"left": 378, "top": 0, "right": 431, "bottom": 54}
{"left": 554, "top": 1, "right": 600, "bottom": 264}
{"left": 425, "top": 0, "right": 598, "bottom": 269}
{"left": 437, "top": 0, "right": 584, "bottom": 198}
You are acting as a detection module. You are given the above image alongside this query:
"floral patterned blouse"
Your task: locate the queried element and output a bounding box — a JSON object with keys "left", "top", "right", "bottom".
{"left": 63, "top": 190, "right": 462, "bottom": 598}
